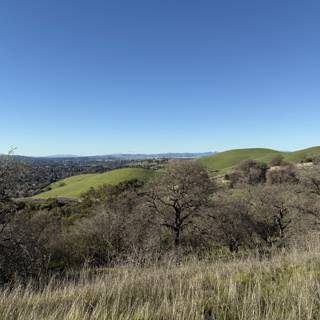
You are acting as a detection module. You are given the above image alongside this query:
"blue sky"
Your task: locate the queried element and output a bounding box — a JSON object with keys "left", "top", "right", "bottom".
{"left": 0, "top": 0, "right": 319, "bottom": 156}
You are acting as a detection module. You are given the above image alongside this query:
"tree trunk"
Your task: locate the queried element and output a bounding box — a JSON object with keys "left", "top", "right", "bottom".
{"left": 174, "top": 228, "right": 180, "bottom": 248}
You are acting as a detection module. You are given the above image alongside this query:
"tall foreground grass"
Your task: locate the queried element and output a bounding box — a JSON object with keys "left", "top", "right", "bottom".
{"left": 2, "top": 240, "right": 320, "bottom": 319}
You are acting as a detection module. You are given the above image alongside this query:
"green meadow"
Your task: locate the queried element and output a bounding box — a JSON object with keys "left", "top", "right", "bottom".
{"left": 34, "top": 167, "right": 155, "bottom": 199}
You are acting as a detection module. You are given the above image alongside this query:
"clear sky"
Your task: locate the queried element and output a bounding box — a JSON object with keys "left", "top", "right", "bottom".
{"left": 0, "top": 0, "right": 319, "bottom": 156}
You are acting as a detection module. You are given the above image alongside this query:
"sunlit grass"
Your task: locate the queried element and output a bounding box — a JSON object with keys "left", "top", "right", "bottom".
{"left": 199, "top": 146, "right": 320, "bottom": 173}
{"left": 33, "top": 168, "right": 155, "bottom": 199}
{"left": 2, "top": 239, "right": 320, "bottom": 319}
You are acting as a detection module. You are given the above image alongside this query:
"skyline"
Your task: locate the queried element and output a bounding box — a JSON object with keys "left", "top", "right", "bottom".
{"left": 1, "top": 0, "right": 320, "bottom": 156}
{"left": 3, "top": 146, "right": 320, "bottom": 159}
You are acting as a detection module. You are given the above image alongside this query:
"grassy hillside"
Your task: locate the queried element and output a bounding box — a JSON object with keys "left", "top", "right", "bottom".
{"left": 2, "top": 240, "right": 320, "bottom": 319}
{"left": 199, "top": 148, "right": 281, "bottom": 172}
{"left": 34, "top": 147, "right": 320, "bottom": 198}
{"left": 285, "top": 146, "right": 320, "bottom": 163}
{"left": 199, "top": 146, "right": 320, "bottom": 173}
{"left": 34, "top": 168, "right": 155, "bottom": 199}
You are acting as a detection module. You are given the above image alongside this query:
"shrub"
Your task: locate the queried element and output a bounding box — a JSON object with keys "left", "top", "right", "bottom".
{"left": 235, "top": 160, "right": 269, "bottom": 185}
{"left": 269, "top": 155, "right": 285, "bottom": 167}
{"left": 312, "top": 156, "right": 320, "bottom": 165}
{"left": 267, "top": 165, "right": 299, "bottom": 185}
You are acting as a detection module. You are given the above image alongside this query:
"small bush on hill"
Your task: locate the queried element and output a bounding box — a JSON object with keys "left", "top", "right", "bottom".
{"left": 267, "top": 165, "right": 299, "bottom": 185}
{"left": 228, "top": 160, "right": 269, "bottom": 186}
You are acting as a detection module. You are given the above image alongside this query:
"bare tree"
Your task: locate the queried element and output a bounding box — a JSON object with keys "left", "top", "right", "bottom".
{"left": 293, "top": 164, "right": 320, "bottom": 220}
{"left": 0, "top": 148, "right": 47, "bottom": 283}
{"left": 266, "top": 165, "right": 298, "bottom": 185}
{"left": 145, "top": 160, "right": 213, "bottom": 248}
{"left": 299, "top": 164, "right": 320, "bottom": 197}
{"left": 0, "top": 210, "right": 60, "bottom": 283}
{"left": 0, "top": 148, "right": 21, "bottom": 240}
{"left": 236, "top": 160, "right": 269, "bottom": 185}
{"left": 205, "top": 191, "right": 257, "bottom": 252}
{"left": 269, "top": 154, "right": 285, "bottom": 167}
{"left": 226, "top": 160, "right": 269, "bottom": 187}
{"left": 247, "top": 185, "right": 297, "bottom": 247}
{"left": 0, "top": 148, "right": 17, "bottom": 200}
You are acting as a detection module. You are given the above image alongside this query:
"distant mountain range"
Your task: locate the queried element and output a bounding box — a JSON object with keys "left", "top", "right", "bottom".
{"left": 44, "top": 152, "right": 216, "bottom": 160}
{"left": 5, "top": 152, "right": 216, "bottom": 161}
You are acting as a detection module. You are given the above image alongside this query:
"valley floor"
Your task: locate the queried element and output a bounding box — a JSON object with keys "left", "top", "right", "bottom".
{"left": 2, "top": 239, "right": 320, "bottom": 320}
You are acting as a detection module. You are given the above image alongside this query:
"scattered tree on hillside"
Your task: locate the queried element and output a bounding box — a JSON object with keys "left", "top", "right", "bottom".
{"left": 0, "top": 148, "right": 21, "bottom": 199}
{"left": 300, "top": 165, "right": 320, "bottom": 197}
{"left": 266, "top": 165, "right": 298, "bottom": 185}
{"left": 0, "top": 210, "right": 60, "bottom": 283}
{"left": 294, "top": 164, "right": 320, "bottom": 220}
{"left": 206, "top": 191, "right": 258, "bottom": 252}
{"left": 269, "top": 154, "right": 285, "bottom": 167}
{"left": 227, "top": 160, "right": 269, "bottom": 187}
{"left": 146, "top": 161, "right": 213, "bottom": 248}
{"left": 237, "top": 160, "right": 269, "bottom": 185}
{"left": 0, "top": 150, "right": 57, "bottom": 283}
{"left": 312, "top": 156, "right": 320, "bottom": 165}
{"left": 248, "top": 185, "right": 298, "bottom": 247}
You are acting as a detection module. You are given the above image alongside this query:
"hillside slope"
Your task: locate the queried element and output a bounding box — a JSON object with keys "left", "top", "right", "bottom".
{"left": 34, "top": 168, "right": 154, "bottom": 199}
{"left": 199, "top": 148, "right": 281, "bottom": 172}
{"left": 285, "top": 146, "right": 320, "bottom": 163}
{"left": 34, "top": 147, "right": 320, "bottom": 198}
{"left": 199, "top": 146, "right": 320, "bottom": 173}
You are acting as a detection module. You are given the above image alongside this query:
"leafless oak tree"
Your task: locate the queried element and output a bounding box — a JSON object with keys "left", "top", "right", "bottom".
{"left": 146, "top": 160, "right": 213, "bottom": 248}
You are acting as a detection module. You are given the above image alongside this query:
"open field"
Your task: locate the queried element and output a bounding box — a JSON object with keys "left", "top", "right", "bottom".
{"left": 2, "top": 238, "right": 320, "bottom": 320}
{"left": 199, "top": 146, "right": 320, "bottom": 173}
{"left": 34, "top": 168, "right": 155, "bottom": 199}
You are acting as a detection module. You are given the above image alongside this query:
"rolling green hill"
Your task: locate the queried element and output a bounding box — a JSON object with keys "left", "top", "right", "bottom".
{"left": 34, "top": 147, "right": 320, "bottom": 198}
{"left": 285, "top": 146, "right": 320, "bottom": 163}
{"left": 199, "top": 148, "right": 281, "bottom": 172}
{"left": 199, "top": 147, "right": 320, "bottom": 173}
{"left": 34, "top": 168, "right": 155, "bottom": 199}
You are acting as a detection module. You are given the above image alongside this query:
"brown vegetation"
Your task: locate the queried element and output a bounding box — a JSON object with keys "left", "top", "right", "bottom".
{"left": 1, "top": 155, "right": 320, "bottom": 318}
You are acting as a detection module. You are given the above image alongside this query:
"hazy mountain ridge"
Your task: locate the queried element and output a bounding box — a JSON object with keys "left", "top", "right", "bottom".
{"left": 12, "top": 152, "right": 217, "bottom": 161}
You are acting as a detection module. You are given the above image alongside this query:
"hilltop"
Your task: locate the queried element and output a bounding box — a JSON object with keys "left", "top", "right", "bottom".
{"left": 199, "top": 146, "right": 320, "bottom": 173}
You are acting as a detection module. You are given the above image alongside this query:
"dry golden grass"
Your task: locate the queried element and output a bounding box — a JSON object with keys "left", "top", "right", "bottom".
{"left": 2, "top": 239, "right": 320, "bottom": 320}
